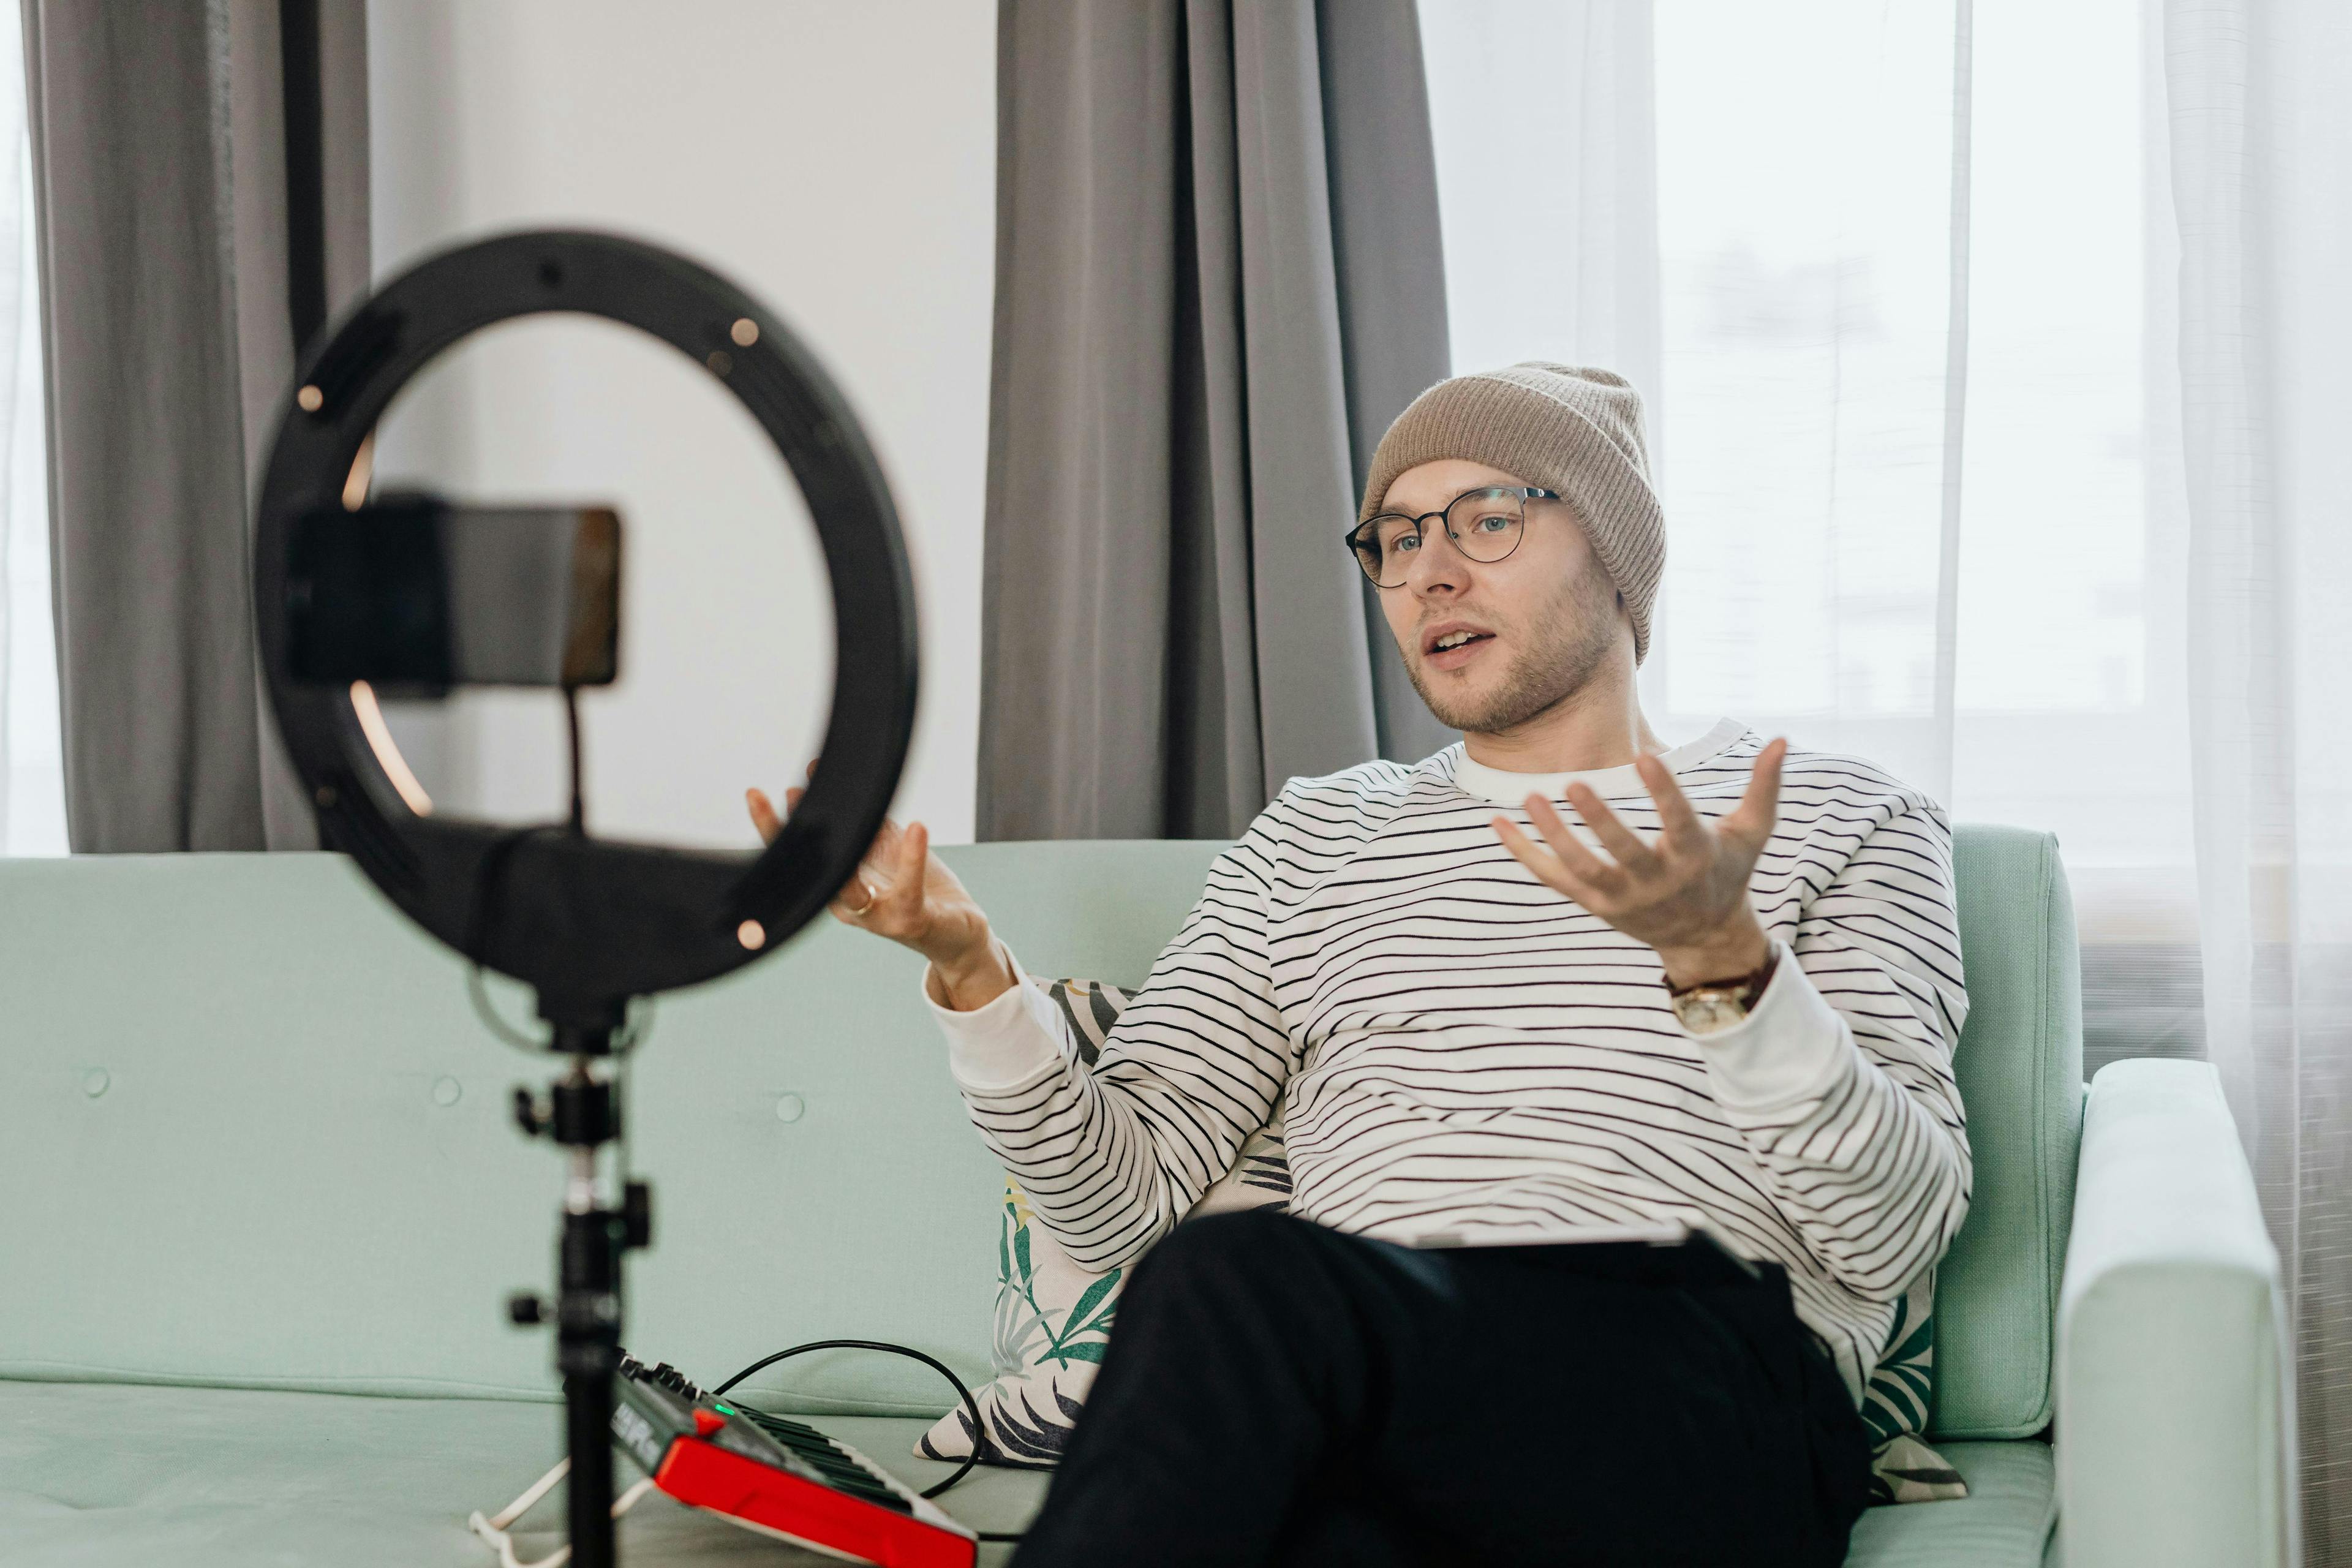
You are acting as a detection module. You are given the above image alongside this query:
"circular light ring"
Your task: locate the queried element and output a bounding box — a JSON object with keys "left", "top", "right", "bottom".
{"left": 255, "top": 231, "right": 918, "bottom": 1024}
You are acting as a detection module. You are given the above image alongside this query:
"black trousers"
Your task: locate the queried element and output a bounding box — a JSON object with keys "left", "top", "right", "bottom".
{"left": 1011, "top": 1210, "right": 1871, "bottom": 1568}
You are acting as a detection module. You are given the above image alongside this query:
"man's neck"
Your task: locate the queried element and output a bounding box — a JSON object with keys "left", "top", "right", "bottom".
{"left": 1461, "top": 673, "right": 1664, "bottom": 775}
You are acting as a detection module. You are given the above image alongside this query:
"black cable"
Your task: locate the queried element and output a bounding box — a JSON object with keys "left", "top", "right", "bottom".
{"left": 459, "top": 731, "right": 658, "bottom": 1054}
{"left": 463, "top": 685, "right": 595, "bottom": 1047}
{"left": 467, "top": 960, "right": 548, "bottom": 1050}
{"left": 712, "top": 1340, "right": 992, "bottom": 1504}
{"left": 462, "top": 818, "right": 556, "bottom": 1050}
{"left": 563, "top": 685, "right": 586, "bottom": 835}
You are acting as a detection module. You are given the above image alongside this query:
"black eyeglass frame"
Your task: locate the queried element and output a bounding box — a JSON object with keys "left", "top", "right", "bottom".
{"left": 1344, "top": 485, "right": 1560, "bottom": 587}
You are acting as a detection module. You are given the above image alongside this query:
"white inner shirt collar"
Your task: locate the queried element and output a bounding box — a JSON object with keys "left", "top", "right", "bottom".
{"left": 1449, "top": 717, "right": 1749, "bottom": 807}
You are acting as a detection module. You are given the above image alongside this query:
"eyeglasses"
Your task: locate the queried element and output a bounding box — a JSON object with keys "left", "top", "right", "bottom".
{"left": 1343, "top": 486, "right": 1559, "bottom": 588}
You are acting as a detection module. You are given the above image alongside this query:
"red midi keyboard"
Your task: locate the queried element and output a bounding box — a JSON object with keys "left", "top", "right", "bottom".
{"left": 611, "top": 1354, "right": 978, "bottom": 1568}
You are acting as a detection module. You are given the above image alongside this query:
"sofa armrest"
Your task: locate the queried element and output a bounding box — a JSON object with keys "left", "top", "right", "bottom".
{"left": 2056, "top": 1058, "right": 2286, "bottom": 1568}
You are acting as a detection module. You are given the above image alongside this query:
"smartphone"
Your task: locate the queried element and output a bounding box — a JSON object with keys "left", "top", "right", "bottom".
{"left": 286, "top": 494, "right": 621, "bottom": 694}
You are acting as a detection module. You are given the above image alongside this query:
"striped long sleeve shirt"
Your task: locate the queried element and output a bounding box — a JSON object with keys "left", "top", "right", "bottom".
{"left": 930, "top": 720, "right": 1972, "bottom": 1399}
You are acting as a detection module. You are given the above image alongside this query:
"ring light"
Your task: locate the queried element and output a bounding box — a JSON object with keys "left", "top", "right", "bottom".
{"left": 254, "top": 229, "right": 918, "bottom": 1031}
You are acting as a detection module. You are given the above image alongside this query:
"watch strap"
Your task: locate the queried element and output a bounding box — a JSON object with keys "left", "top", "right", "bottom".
{"left": 1665, "top": 944, "right": 1780, "bottom": 1009}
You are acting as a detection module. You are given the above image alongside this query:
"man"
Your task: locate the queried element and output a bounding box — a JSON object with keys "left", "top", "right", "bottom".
{"left": 750, "top": 364, "right": 1969, "bottom": 1566}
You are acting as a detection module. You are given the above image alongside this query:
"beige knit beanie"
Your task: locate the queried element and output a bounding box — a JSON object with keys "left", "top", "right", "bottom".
{"left": 1359, "top": 363, "right": 1665, "bottom": 663}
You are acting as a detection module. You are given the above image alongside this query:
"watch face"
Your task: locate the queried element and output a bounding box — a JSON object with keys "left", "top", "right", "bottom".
{"left": 1673, "top": 990, "right": 1749, "bottom": 1036}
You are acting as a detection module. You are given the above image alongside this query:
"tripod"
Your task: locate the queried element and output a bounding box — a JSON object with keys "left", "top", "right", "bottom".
{"left": 505, "top": 1015, "right": 650, "bottom": 1568}
{"left": 255, "top": 229, "right": 922, "bottom": 1568}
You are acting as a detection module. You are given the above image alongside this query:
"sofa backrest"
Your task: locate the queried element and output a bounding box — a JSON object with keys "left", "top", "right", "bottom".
{"left": 0, "top": 829, "right": 2078, "bottom": 1427}
{"left": 0, "top": 845, "right": 1216, "bottom": 1414}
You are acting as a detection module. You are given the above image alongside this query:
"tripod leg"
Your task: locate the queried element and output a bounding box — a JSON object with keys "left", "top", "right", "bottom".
{"left": 558, "top": 1198, "right": 624, "bottom": 1568}
{"left": 565, "top": 1363, "right": 618, "bottom": 1568}
{"left": 556, "top": 1084, "right": 625, "bottom": 1566}
{"left": 511, "top": 1036, "right": 635, "bottom": 1567}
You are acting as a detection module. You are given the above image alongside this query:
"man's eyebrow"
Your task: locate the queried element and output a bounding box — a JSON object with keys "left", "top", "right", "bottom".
{"left": 1381, "top": 483, "right": 1518, "bottom": 514}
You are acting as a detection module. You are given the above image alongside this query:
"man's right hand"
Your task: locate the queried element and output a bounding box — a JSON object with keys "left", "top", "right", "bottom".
{"left": 746, "top": 771, "right": 1017, "bottom": 1012}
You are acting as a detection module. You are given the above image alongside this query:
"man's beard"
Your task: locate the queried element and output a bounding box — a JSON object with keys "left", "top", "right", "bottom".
{"left": 1403, "top": 568, "right": 1621, "bottom": 734}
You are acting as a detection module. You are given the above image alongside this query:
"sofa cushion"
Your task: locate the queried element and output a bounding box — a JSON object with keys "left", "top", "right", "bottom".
{"left": 1933, "top": 827, "right": 2085, "bottom": 1438}
{"left": 0, "top": 1380, "right": 2051, "bottom": 1566}
{"left": 1845, "top": 1440, "right": 2056, "bottom": 1566}
{"left": 0, "top": 1380, "right": 1041, "bottom": 1566}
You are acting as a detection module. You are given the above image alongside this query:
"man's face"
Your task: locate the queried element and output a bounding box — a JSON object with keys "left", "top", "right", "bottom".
{"left": 1371, "top": 459, "right": 1629, "bottom": 736}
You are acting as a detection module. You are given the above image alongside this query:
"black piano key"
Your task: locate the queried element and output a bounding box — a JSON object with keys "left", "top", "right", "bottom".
{"left": 722, "top": 1404, "right": 917, "bottom": 1515}
{"left": 813, "top": 1462, "right": 881, "bottom": 1488}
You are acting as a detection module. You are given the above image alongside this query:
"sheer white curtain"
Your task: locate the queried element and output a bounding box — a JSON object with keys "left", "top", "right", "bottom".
{"left": 0, "top": 0, "right": 62, "bottom": 857}
{"left": 1422, "top": 1, "right": 1660, "bottom": 421}
{"left": 1424, "top": 0, "right": 2200, "bottom": 1076}
{"left": 1424, "top": 0, "right": 2352, "bottom": 1550}
{"left": 2164, "top": 0, "right": 2352, "bottom": 1555}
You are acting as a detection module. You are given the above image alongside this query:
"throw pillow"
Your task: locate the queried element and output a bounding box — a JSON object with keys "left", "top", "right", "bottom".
{"left": 919, "top": 977, "right": 1969, "bottom": 1504}
{"left": 918, "top": 978, "right": 1286, "bottom": 1467}
{"left": 1860, "top": 1277, "right": 1970, "bottom": 1502}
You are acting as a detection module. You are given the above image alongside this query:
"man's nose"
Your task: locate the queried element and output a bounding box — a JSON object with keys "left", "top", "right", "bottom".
{"left": 1405, "top": 524, "right": 1472, "bottom": 596}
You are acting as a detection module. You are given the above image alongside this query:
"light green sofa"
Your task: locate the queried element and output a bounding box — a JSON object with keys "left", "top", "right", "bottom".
{"left": 0, "top": 829, "right": 2283, "bottom": 1566}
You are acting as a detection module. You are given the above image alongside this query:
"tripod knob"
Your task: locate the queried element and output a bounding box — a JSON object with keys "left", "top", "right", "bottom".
{"left": 622, "top": 1180, "right": 653, "bottom": 1250}
{"left": 507, "top": 1291, "right": 547, "bottom": 1326}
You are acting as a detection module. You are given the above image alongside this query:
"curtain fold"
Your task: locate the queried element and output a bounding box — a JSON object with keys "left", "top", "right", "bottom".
{"left": 0, "top": 0, "right": 50, "bottom": 853}
{"left": 977, "top": 0, "right": 1451, "bottom": 841}
{"left": 21, "top": 0, "right": 366, "bottom": 852}
{"left": 2164, "top": 0, "right": 2352, "bottom": 1557}
{"left": 1316, "top": 0, "right": 1453, "bottom": 767}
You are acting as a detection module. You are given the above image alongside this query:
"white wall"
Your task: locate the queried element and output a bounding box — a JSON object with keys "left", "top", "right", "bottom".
{"left": 365, "top": 0, "right": 994, "bottom": 846}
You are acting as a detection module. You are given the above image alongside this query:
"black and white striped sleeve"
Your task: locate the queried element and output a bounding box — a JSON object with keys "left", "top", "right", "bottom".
{"left": 1700, "top": 804, "right": 1973, "bottom": 1302}
{"left": 936, "top": 827, "right": 1294, "bottom": 1272}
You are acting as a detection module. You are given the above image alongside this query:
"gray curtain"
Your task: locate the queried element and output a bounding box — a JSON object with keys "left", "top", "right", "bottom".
{"left": 21, "top": 0, "right": 368, "bottom": 851}
{"left": 978, "top": 0, "right": 1453, "bottom": 842}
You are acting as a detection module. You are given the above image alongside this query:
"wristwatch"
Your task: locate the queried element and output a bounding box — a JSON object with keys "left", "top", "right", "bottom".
{"left": 1666, "top": 946, "right": 1781, "bottom": 1036}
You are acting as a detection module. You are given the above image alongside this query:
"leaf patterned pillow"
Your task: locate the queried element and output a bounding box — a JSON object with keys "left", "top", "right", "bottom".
{"left": 917, "top": 979, "right": 1287, "bottom": 1469}
{"left": 1861, "top": 1279, "right": 1969, "bottom": 1502}
{"left": 919, "top": 978, "right": 1967, "bottom": 1505}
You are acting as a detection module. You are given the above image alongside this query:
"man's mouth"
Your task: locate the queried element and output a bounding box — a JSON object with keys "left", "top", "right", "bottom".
{"left": 1422, "top": 625, "right": 1496, "bottom": 669}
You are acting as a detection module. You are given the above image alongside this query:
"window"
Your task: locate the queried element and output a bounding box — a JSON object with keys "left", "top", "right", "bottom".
{"left": 1425, "top": 0, "right": 2199, "bottom": 1064}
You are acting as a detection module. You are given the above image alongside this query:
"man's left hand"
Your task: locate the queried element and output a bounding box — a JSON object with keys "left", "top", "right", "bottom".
{"left": 1490, "top": 738, "right": 1787, "bottom": 989}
